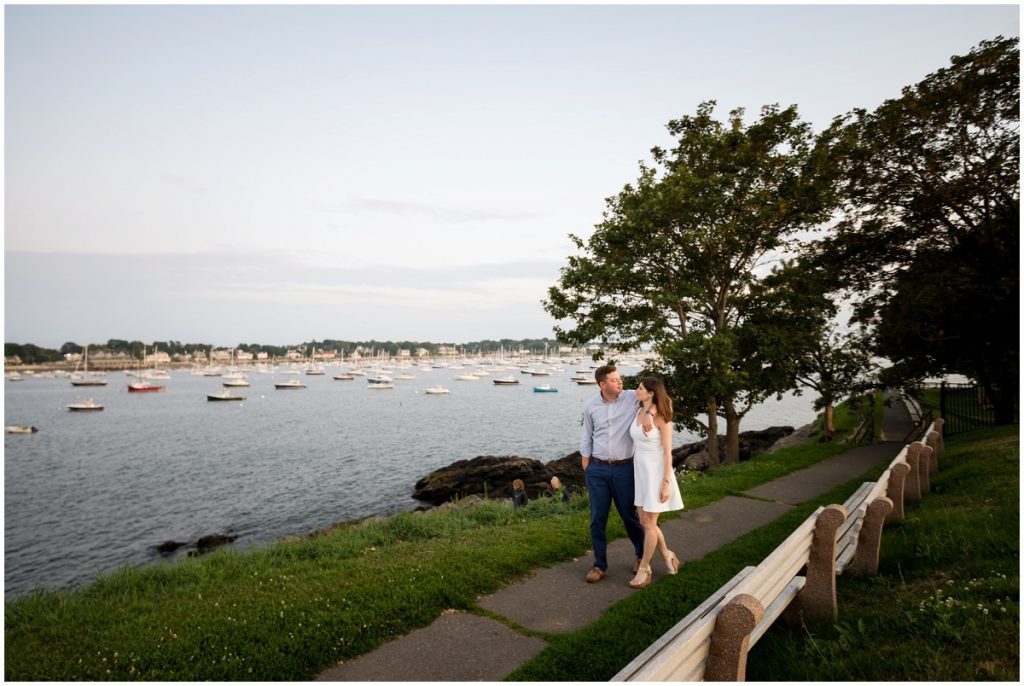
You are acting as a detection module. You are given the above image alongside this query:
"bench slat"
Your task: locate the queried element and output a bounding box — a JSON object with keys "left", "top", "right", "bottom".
{"left": 728, "top": 508, "right": 821, "bottom": 603}
{"left": 750, "top": 546, "right": 811, "bottom": 610}
{"left": 749, "top": 576, "right": 806, "bottom": 644}
{"left": 658, "top": 624, "right": 715, "bottom": 681}
{"left": 841, "top": 482, "right": 873, "bottom": 512}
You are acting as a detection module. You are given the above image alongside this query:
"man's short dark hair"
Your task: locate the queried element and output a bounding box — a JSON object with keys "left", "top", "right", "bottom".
{"left": 595, "top": 365, "right": 617, "bottom": 384}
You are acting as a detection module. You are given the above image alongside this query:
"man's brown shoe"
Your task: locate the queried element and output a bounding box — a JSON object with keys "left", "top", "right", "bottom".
{"left": 585, "top": 567, "right": 606, "bottom": 583}
{"left": 633, "top": 557, "right": 642, "bottom": 574}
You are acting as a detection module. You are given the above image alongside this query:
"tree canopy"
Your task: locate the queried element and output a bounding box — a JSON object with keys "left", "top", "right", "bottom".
{"left": 546, "top": 102, "right": 838, "bottom": 463}
{"left": 812, "top": 36, "right": 1019, "bottom": 418}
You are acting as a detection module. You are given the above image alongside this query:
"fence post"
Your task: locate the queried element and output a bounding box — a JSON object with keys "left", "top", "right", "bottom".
{"left": 940, "top": 381, "right": 948, "bottom": 433}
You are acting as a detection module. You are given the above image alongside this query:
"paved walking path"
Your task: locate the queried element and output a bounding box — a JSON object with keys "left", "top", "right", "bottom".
{"left": 317, "top": 397, "right": 915, "bottom": 681}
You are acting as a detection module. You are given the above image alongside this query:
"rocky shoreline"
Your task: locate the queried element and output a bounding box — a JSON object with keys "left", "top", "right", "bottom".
{"left": 156, "top": 424, "right": 814, "bottom": 552}
{"left": 412, "top": 425, "right": 801, "bottom": 505}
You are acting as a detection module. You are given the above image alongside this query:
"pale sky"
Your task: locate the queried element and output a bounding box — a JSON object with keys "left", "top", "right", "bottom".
{"left": 4, "top": 3, "right": 1019, "bottom": 348}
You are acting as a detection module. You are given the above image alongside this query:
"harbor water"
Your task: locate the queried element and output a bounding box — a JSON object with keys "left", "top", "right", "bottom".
{"left": 4, "top": 364, "right": 819, "bottom": 597}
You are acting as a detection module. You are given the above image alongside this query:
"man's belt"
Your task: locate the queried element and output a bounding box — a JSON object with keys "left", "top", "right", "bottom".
{"left": 590, "top": 457, "right": 634, "bottom": 466}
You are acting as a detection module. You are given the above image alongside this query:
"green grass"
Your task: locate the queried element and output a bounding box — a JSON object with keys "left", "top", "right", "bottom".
{"left": 508, "top": 425, "right": 1019, "bottom": 681}
{"left": 3, "top": 402, "right": 861, "bottom": 681}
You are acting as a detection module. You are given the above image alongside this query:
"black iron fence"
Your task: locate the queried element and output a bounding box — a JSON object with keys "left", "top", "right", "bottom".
{"left": 921, "top": 382, "right": 1019, "bottom": 436}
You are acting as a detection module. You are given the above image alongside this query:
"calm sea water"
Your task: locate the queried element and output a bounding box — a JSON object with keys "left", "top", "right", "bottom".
{"left": 4, "top": 364, "right": 818, "bottom": 597}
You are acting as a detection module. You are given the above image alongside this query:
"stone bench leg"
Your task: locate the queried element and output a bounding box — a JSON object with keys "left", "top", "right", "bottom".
{"left": 705, "top": 594, "right": 765, "bottom": 681}
{"left": 926, "top": 431, "right": 941, "bottom": 474}
{"left": 904, "top": 445, "right": 922, "bottom": 504}
{"left": 934, "top": 419, "right": 946, "bottom": 455}
{"left": 787, "top": 504, "right": 846, "bottom": 625}
{"left": 885, "top": 463, "right": 910, "bottom": 523}
{"left": 910, "top": 442, "right": 931, "bottom": 494}
{"left": 849, "top": 497, "right": 894, "bottom": 575}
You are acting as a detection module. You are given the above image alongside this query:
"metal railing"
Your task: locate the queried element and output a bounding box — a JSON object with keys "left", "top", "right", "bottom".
{"left": 919, "top": 382, "right": 1018, "bottom": 436}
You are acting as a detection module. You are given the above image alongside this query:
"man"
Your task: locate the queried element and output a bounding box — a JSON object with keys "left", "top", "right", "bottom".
{"left": 579, "top": 364, "right": 650, "bottom": 583}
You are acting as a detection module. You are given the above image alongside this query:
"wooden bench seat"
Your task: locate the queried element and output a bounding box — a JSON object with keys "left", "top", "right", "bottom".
{"left": 611, "top": 566, "right": 756, "bottom": 681}
{"left": 615, "top": 505, "right": 847, "bottom": 682}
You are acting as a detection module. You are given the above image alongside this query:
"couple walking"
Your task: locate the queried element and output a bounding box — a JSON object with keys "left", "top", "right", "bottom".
{"left": 580, "top": 365, "right": 684, "bottom": 588}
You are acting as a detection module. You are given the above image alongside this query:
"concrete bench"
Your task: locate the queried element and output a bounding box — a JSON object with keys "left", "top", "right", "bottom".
{"left": 614, "top": 419, "right": 948, "bottom": 682}
{"left": 613, "top": 504, "right": 847, "bottom": 681}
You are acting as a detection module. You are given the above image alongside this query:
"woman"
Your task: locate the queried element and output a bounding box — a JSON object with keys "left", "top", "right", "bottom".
{"left": 628, "top": 376, "right": 684, "bottom": 589}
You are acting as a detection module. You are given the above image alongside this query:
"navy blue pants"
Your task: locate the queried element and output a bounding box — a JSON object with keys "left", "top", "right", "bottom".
{"left": 584, "top": 460, "right": 645, "bottom": 571}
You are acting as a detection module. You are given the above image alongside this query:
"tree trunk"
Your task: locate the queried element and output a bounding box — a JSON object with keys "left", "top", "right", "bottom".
{"left": 706, "top": 396, "right": 720, "bottom": 466}
{"left": 824, "top": 404, "right": 836, "bottom": 439}
{"left": 723, "top": 398, "right": 741, "bottom": 465}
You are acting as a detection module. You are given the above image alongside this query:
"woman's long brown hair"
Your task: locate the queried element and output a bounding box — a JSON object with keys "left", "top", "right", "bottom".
{"left": 638, "top": 376, "right": 674, "bottom": 422}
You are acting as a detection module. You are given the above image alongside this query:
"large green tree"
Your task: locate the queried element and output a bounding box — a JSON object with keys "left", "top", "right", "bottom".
{"left": 814, "top": 37, "right": 1019, "bottom": 421}
{"left": 546, "top": 102, "right": 837, "bottom": 463}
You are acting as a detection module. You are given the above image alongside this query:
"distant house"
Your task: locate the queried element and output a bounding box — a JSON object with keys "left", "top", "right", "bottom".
{"left": 6, "top": 355, "right": 23, "bottom": 365}
{"left": 235, "top": 351, "right": 254, "bottom": 362}
{"left": 256, "top": 352, "right": 269, "bottom": 361}
{"left": 398, "top": 349, "right": 411, "bottom": 358}
{"left": 149, "top": 351, "right": 172, "bottom": 364}
{"left": 64, "top": 353, "right": 82, "bottom": 363}
{"left": 416, "top": 348, "right": 430, "bottom": 358}
{"left": 285, "top": 350, "right": 303, "bottom": 360}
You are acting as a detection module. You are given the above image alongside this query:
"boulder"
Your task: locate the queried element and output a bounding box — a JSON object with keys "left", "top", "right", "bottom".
{"left": 154, "top": 540, "right": 186, "bottom": 554}
{"left": 412, "top": 456, "right": 550, "bottom": 505}
{"left": 683, "top": 450, "right": 712, "bottom": 472}
{"left": 195, "top": 533, "right": 239, "bottom": 553}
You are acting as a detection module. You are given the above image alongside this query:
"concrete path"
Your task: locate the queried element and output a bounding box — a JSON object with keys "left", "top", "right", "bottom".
{"left": 317, "top": 399, "right": 914, "bottom": 681}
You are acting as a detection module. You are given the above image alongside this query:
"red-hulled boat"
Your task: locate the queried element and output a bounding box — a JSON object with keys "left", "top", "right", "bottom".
{"left": 128, "top": 382, "right": 166, "bottom": 393}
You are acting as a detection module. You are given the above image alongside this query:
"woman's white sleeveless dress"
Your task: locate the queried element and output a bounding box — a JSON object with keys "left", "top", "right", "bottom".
{"left": 631, "top": 415, "right": 684, "bottom": 513}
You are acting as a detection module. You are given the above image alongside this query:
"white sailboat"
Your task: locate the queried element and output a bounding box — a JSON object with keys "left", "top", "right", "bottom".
{"left": 70, "top": 345, "right": 108, "bottom": 386}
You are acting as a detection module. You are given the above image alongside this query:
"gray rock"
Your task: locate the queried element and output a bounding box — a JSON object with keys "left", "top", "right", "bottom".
{"left": 412, "top": 426, "right": 796, "bottom": 505}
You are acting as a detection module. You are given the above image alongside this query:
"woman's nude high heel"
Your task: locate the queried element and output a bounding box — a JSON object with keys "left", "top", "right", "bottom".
{"left": 628, "top": 565, "right": 653, "bottom": 589}
{"left": 664, "top": 551, "right": 681, "bottom": 575}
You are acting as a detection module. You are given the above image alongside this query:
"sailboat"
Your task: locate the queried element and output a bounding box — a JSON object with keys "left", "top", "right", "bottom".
{"left": 129, "top": 345, "right": 167, "bottom": 392}
{"left": 304, "top": 344, "right": 325, "bottom": 375}
{"left": 70, "top": 345, "right": 108, "bottom": 386}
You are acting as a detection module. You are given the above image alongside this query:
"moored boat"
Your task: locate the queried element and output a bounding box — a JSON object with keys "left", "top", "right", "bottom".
{"left": 70, "top": 345, "right": 109, "bottom": 386}
{"left": 367, "top": 382, "right": 395, "bottom": 389}
{"left": 533, "top": 385, "right": 558, "bottom": 393}
{"left": 128, "top": 381, "right": 166, "bottom": 393}
{"left": 333, "top": 374, "right": 355, "bottom": 380}
{"left": 68, "top": 398, "right": 104, "bottom": 411}
{"left": 424, "top": 385, "right": 450, "bottom": 395}
{"left": 492, "top": 376, "right": 520, "bottom": 385}
{"left": 274, "top": 379, "right": 307, "bottom": 389}
{"left": 575, "top": 378, "right": 598, "bottom": 385}
{"left": 207, "top": 389, "right": 245, "bottom": 401}
{"left": 6, "top": 425, "right": 38, "bottom": 433}
{"left": 222, "top": 378, "right": 250, "bottom": 387}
